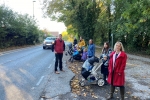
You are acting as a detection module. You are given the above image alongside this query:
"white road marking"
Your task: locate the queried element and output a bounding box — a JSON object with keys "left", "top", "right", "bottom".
{"left": 48, "top": 64, "right": 52, "bottom": 68}
{"left": 36, "top": 76, "right": 44, "bottom": 86}
{"left": 40, "top": 98, "right": 44, "bottom": 100}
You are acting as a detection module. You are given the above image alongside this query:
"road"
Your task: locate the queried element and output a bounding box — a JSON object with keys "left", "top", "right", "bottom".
{"left": 0, "top": 45, "right": 56, "bottom": 100}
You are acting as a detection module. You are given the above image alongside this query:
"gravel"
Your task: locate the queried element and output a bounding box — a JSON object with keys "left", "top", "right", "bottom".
{"left": 126, "top": 54, "right": 150, "bottom": 99}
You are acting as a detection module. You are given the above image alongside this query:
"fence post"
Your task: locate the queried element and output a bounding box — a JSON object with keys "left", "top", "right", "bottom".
{"left": 111, "top": 33, "right": 113, "bottom": 48}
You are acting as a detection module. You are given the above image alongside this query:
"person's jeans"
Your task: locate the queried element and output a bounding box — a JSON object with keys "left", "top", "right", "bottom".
{"left": 103, "top": 73, "right": 108, "bottom": 84}
{"left": 55, "top": 53, "right": 63, "bottom": 71}
{"left": 88, "top": 56, "right": 92, "bottom": 58}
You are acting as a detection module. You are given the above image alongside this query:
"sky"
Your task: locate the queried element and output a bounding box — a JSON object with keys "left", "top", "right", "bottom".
{"left": 0, "top": 0, "right": 66, "bottom": 34}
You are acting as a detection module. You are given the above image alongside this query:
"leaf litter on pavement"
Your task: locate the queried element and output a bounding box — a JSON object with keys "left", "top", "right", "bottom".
{"left": 68, "top": 61, "right": 142, "bottom": 100}
{"left": 68, "top": 62, "right": 99, "bottom": 99}
{"left": 67, "top": 48, "right": 146, "bottom": 100}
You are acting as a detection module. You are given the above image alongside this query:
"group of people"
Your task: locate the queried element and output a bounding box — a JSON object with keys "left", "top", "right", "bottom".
{"left": 73, "top": 37, "right": 95, "bottom": 62}
{"left": 97, "top": 41, "right": 127, "bottom": 100}
{"left": 52, "top": 34, "right": 127, "bottom": 100}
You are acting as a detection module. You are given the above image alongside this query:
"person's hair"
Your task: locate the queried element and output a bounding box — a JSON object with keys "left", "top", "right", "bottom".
{"left": 80, "top": 36, "right": 83, "bottom": 42}
{"left": 114, "top": 41, "right": 125, "bottom": 51}
{"left": 102, "top": 41, "right": 109, "bottom": 53}
{"left": 104, "top": 41, "right": 109, "bottom": 49}
{"left": 84, "top": 48, "right": 87, "bottom": 51}
{"left": 89, "top": 39, "right": 93, "bottom": 43}
{"left": 59, "top": 34, "right": 62, "bottom": 36}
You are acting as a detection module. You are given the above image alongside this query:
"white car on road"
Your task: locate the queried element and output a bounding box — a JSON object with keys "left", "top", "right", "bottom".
{"left": 43, "top": 37, "right": 57, "bottom": 49}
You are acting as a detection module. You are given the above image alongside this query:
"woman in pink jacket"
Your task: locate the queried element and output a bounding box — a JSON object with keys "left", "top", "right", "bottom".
{"left": 107, "top": 42, "right": 127, "bottom": 100}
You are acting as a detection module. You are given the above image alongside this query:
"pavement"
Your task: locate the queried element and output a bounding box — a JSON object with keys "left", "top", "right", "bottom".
{"left": 40, "top": 55, "right": 75, "bottom": 100}
{"left": 41, "top": 46, "right": 150, "bottom": 100}
{"left": 1, "top": 44, "right": 150, "bottom": 100}
{"left": 0, "top": 42, "right": 75, "bottom": 100}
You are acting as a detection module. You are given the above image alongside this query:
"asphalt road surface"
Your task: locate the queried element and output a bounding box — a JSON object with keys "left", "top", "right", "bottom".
{"left": 0, "top": 45, "right": 56, "bottom": 100}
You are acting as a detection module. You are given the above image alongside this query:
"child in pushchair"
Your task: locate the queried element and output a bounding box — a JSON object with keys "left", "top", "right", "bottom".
{"left": 80, "top": 56, "right": 105, "bottom": 87}
{"left": 68, "top": 44, "right": 83, "bottom": 63}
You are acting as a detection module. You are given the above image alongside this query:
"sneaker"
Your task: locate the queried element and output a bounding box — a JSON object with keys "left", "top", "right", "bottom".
{"left": 55, "top": 71, "right": 60, "bottom": 74}
{"left": 60, "top": 69, "right": 65, "bottom": 72}
{"left": 104, "top": 81, "right": 108, "bottom": 85}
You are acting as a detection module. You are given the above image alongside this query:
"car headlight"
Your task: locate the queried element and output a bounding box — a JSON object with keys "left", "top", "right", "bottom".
{"left": 43, "top": 41, "right": 46, "bottom": 44}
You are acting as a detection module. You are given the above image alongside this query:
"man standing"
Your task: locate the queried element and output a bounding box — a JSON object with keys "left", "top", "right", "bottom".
{"left": 87, "top": 39, "right": 95, "bottom": 58}
{"left": 73, "top": 38, "right": 77, "bottom": 46}
{"left": 52, "top": 34, "right": 65, "bottom": 74}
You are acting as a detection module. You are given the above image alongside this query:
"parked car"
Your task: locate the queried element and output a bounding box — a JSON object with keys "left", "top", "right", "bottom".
{"left": 65, "top": 41, "right": 72, "bottom": 49}
{"left": 43, "top": 37, "right": 57, "bottom": 49}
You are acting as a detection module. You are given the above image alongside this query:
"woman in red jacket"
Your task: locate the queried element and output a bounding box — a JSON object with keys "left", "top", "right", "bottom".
{"left": 107, "top": 42, "right": 127, "bottom": 100}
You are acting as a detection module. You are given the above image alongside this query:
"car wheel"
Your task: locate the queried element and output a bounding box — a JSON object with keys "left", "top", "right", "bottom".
{"left": 43, "top": 46, "right": 46, "bottom": 49}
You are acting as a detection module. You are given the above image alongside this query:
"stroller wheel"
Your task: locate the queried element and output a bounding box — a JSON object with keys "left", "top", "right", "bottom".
{"left": 79, "top": 81, "right": 85, "bottom": 87}
{"left": 97, "top": 78, "right": 105, "bottom": 86}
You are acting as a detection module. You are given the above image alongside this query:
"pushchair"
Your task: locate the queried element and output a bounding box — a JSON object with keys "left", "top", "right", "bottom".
{"left": 66, "top": 46, "right": 83, "bottom": 63}
{"left": 79, "top": 56, "right": 105, "bottom": 87}
{"left": 68, "top": 50, "right": 82, "bottom": 63}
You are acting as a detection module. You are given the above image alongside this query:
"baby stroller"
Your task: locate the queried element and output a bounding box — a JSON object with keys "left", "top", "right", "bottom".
{"left": 79, "top": 56, "right": 105, "bottom": 87}
{"left": 68, "top": 50, "right": 82, "bottom": 63}
{"left": 67, "top": 46, "right": 83, "bottom": 63}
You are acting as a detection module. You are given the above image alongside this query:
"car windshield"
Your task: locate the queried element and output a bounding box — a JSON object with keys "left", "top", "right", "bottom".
{"left": 46, "top": 37, "right": 56, "bottom": 40}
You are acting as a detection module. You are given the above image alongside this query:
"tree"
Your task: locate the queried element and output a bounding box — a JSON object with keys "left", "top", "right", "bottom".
{"left": 0, "top": 5, "right": 44, "bottom": 48}
{"left": 42, "top": 0, "right": 101, "bottom": 43}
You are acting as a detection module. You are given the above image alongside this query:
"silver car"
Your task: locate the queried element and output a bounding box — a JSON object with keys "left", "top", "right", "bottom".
{"left": 43, "top": 37, "right": 57, "bottom": 49}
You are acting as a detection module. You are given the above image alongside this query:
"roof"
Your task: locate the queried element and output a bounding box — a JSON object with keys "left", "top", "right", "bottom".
{"left": 50, "top": 32, "right": 59, "bottom": 37}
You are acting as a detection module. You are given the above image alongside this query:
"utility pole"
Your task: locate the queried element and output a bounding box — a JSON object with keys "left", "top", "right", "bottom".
{"left": 33, "top": 0, "right": 36, "bottom": 18}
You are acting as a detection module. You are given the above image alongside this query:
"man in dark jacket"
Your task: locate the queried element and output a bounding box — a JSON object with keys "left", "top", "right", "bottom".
{"left": 73, "top": 38, "right": 77, "bottom": 46}
{"left": 52, "top": 34, "right": 65, "bottom": 74}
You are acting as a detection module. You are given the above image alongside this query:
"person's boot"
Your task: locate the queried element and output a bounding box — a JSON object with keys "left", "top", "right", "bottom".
{"left": 107, "top": 85, "right": 115, "bottom": 100}
{"left": 120, "top": 86, "right": 125, "bottom": 100}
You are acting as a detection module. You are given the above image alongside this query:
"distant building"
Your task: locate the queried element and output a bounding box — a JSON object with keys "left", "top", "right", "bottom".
{"left": 50, "top": 32, "right": 59, "bottom": 37}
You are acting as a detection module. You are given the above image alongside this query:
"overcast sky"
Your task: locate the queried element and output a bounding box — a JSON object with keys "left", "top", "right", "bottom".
{"left": 0, "top": 0, "right": 66, "bottom": 33}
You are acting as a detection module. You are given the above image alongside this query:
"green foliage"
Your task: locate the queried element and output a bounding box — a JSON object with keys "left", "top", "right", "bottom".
{"left": 43, "top": 0, "right": 150, "bottom": 55}
{"left": 43, "top": 0, "right": 101, "bottom": 43}
{"left": 108, "top": 0, "right": 150, "bottom": 54}
{"left": 0, "top": 5, "right": 45, "bottom": 48}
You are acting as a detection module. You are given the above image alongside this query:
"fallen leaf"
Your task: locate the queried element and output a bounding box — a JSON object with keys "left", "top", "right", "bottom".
{"left": 77, "top": 91, "right": 81, "bottom": 95}
{"left": 91, "top": 92, "right": 94, "bottom": 95}
{"left": 126, "top": 92, "right": 130, "bottom": 94}
{"left": 83, "top": 92, "right": 86, "bottom": 97}
{"left": 134, "top": 96, "right": 137, "bottom": 98}
{"left": 93, "top": 95, "right": 98, "bottom": 98}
